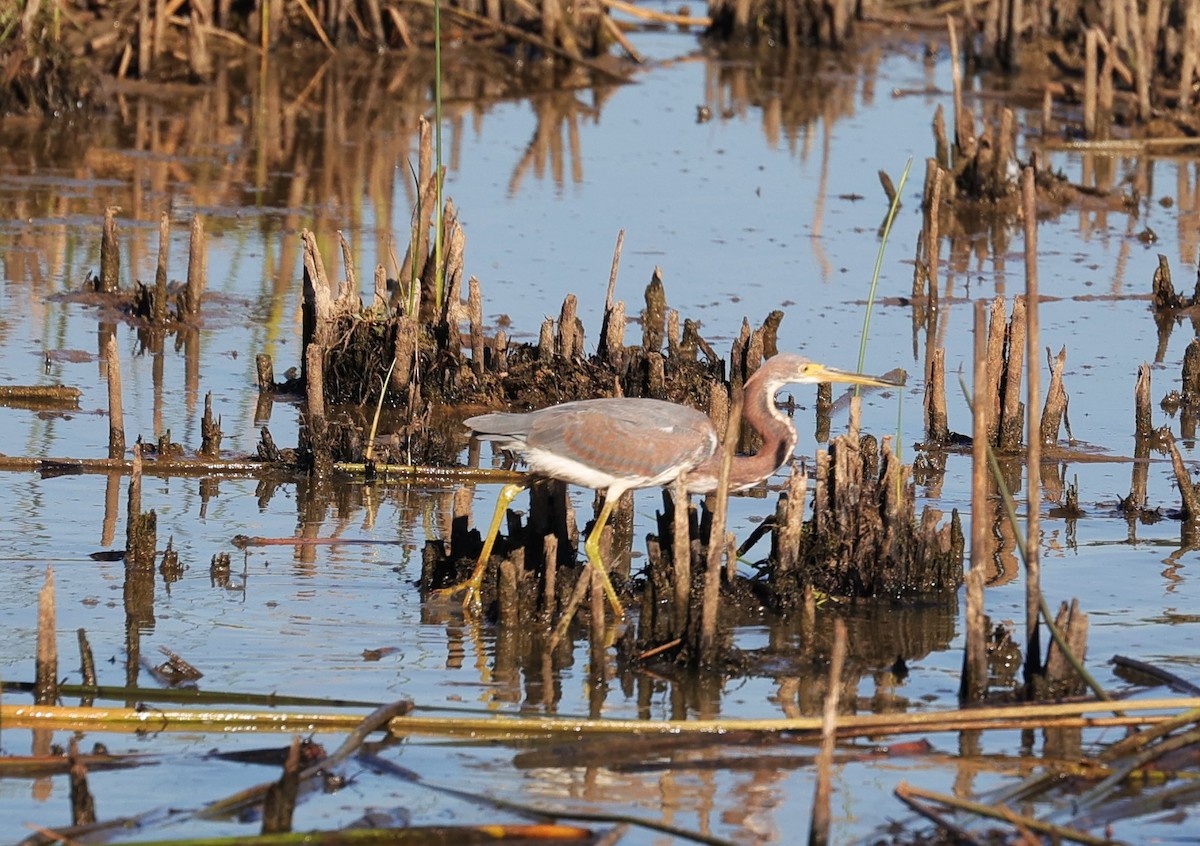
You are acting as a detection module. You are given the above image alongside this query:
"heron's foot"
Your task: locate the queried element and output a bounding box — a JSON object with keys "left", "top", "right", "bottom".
{"left": 429, "top": 575, "right": 485, "bottom": 615}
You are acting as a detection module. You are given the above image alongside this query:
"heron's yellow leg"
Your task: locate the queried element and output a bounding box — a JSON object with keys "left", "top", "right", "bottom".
{"left": 583, "top": 493, "right": 626, "bottom": 619}
{"left": 432, "top": 483, "right": 525, "bottom": 614}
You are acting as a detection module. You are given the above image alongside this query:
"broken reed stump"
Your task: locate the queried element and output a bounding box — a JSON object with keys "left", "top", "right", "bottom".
{"left": 775, "top": 430, "right": 963, "bottom": 602}
{"left": 152, "top": 212, "right": 169, "bottom": 325}
{"left": 1041, "top": 346, "right": 1070, "bottom": 444}
{"left": 199, "top": 392, "right": 222, "bottom": 458}
{"left": 80, "top": 207, "right": 209, "bottom": 328}
{"left": 35, "top": 568, "right": 57, "bottom": 706}
{"left": 922, "top": 295, "right": 1072, "bottom": 453}
{"left": 1122, "top": 364, "right": 1156, "bottom": 519}
{"left": 277, "top": 108, "right": 751, "bottom": 473}
{"left": 991, "top": 295, "right": 1026, "bottom": 451}
{"left": 183, "top": 215, "right": 207, "bottom": 319}
{"left": 634, "top": 412, "right": 963, "bottom": 667}
{"left": 124, "top": 448, "right": 157, "bottom": 643}
{"left": 1150, "top": 253, "right": 1200, "bottom": 311}
{"left": 1031, "top": 599, "right": 1091, "bottom": 700}
{"left": 291, "top": 206, "right": 729, "bottom": 468}
{"left": 928, "top": 28, "right": 1075, "bottom": 225}
{"left": 924, "top": 348, "right": 949, "bottom": 444}
{"left": 104, "top": 330, "right": 125, "bottom": 459}
{"left": 99, "top": 206, "right": 120, "bottom": 293}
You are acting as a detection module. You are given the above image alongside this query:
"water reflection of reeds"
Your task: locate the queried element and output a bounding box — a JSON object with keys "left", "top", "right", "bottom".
{"left": 704, "top": 45, "right": 871, "bottom": 153}
{"left": 0, "top": 50, "right": 630, "bottom": 289}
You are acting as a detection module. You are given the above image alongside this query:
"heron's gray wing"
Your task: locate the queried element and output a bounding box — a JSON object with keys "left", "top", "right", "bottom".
{"left": 465, "top": 411, "right": 538, "bottom": 447}
{"left": 522, "top": 398, "right": 717, "bottom": 484}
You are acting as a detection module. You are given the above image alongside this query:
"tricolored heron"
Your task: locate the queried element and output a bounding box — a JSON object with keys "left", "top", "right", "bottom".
{"left": 437, "top": 353, "right": 904, "bottom": 617}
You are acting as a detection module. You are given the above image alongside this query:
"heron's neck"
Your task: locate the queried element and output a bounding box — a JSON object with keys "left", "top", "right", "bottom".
{"left": 690, "top": 366, "right": 798, "bottom": 492}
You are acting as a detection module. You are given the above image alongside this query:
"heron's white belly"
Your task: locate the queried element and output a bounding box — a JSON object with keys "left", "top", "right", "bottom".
{"left": 521, "top": 447, "right": 685, "bottom": 492}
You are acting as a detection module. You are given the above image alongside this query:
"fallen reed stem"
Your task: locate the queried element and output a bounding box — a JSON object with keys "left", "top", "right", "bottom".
{"left": 895, "top": 782, "right": 1113, "bottom": 845}
{"left": 7, "top": 697, "right": 1197, "bottom": 739}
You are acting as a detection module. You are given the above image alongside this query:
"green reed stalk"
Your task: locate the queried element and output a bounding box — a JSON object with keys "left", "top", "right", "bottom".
{"left": 859, "top": 157, "right": 912, "bottom": 483}
{"left": 406, "top": 160, "right": 421, "bottom": 315}
{"left": 433, "top": 0, "right": 445, "bottom": 309}
{"left": 364, "top": 357, "right": 398, "bottom": 462}
{"left": 857, "top": 156, "right": 912, "bottom": 378}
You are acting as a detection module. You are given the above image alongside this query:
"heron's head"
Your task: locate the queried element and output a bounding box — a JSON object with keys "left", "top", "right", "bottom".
{"left": 765, "top": 352, "right": 906, "bottom": 388}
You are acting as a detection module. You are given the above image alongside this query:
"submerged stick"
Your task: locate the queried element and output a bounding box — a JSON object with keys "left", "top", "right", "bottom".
{"left": 671, "top": 475, "right": 690, "bottom": 638}
{"left": 184, "top": 214, "right": 206, "bottom": 318}
{"left": 260, "top": 736, "right": 301, "bottom": 834}
{"left": 68, "top": 737, "right": 98, "bottom": 826}
{"left": 1084, "top": 28, "right": 1098, "bottom": 137}
{"left": 467, "top": 277, "right": 484, "bottom": 375}
{"left": 962, "top": 301, "right": 990, "bottom": 702}
{"left": 99, "top": 206, "right": 120, "bottom": 293}
{"left": 77, "top": 629, "right": 97, "bottom": 689}
{"left": 1023, "top": 167, "right": 1043, "bottom": 688}
{"left": 35, "top": 568, "right": 57, "bottom": 706}
{"left": 1165, "top": 431, "right": 1200, "bottom": 519}
{"left": 255, "top": 354, "right": 275, "bottom": 393}
{"left": 105, "top": 332, "right": 125, "bottom": 460}
{"left": 925, "top": 347, "right": 948, "bottom": 443}
{"left": 197, "top": 700, "right": 410, "bottom": 822}
{"left": 698, "top": 390, "right": 741, "bottom": 665}
{"left": 153, "top": 211, "right": 169, "bottom": 325}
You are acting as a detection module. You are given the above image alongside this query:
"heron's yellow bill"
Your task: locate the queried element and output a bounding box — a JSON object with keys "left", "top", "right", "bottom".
{"left": 807, "top": 363, "right": 906, "bottom": 389}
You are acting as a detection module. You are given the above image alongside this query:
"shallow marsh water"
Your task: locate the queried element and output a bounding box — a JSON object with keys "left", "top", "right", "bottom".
{"left": 1, "top": 15, "right": 1200, "bottom": 843}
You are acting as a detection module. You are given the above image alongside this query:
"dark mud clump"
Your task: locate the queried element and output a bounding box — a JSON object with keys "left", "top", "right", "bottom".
{"left": 0, "top": 8, "right": 99, "bottom": 114}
